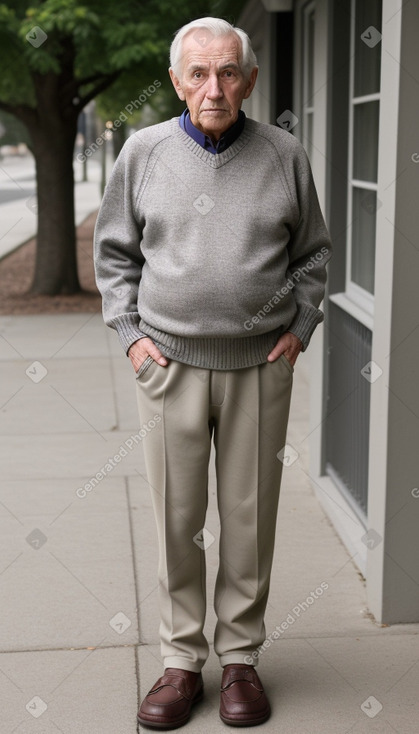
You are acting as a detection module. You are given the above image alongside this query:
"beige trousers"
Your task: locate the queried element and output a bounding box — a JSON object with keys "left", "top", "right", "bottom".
{"left": 136, "top": 355, "right": 293, "bottom": 673}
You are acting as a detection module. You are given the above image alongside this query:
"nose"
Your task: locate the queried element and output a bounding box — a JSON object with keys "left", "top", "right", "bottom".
{"left": 205, "top": 73, "right": 223, "bottom": 100}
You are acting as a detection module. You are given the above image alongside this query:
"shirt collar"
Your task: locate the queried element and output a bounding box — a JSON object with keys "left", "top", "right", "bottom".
{"left": 179, "top": 109, "right": 246, "bottom": 154}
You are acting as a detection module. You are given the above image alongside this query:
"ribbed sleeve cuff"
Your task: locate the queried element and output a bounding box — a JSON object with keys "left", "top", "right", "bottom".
{"left": 108, "top": 313, "right": 148, "bottom": 354}
{"left": 287, "top": 304, "right": 324, "bottom": 350}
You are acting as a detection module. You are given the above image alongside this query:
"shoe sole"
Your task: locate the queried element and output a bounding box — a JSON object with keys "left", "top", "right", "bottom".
{"left": 137, "top": 688, "right": 204, "bottom": 730}
{"left": 219, "top": 709, "right": 271, "bottom": 727}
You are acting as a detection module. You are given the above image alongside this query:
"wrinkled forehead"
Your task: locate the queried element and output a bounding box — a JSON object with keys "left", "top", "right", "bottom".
{"left": 180, "top": 30, "right": 243, "bottom": 70}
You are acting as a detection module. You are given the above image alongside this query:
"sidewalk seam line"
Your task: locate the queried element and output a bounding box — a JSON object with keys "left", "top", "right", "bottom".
{"left": 126, "top": 476, "right": 143, "bottom": 712}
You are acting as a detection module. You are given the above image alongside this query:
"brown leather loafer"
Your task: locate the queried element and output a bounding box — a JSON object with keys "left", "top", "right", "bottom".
{"left": 137, "top": 667, "right": 203, "bottom": 730}
{"left": 220, "top": 664, "right": 270, "bottom": 727}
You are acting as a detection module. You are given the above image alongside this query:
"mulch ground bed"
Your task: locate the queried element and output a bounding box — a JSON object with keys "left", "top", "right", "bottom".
{"left": 0, "top": 211, "right": 102, "bottom": 315}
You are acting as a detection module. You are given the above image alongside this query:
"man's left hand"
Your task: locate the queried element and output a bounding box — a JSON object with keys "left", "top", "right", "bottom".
{"left": 267, "top": 331, "right": 303, "bottom": 367}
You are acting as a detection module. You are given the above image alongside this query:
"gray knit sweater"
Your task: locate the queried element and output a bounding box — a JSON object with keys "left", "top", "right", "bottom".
{"left": 94, "top": 117, "right": 331, "bottom": 369}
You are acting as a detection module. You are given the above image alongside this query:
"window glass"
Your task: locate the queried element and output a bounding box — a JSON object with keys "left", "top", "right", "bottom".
{"left": 351, "top": 187, "right": 376, "bottom": 294}
{"left": 353, "top": 101, "right": 380, "bottom": 182}
{"left": 354, "top": 0, "right": 382, "bottom": 97}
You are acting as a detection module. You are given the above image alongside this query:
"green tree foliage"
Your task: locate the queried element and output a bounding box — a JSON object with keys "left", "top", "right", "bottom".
{"left": 0, "top": 0, "right": 245, "bottom": 294}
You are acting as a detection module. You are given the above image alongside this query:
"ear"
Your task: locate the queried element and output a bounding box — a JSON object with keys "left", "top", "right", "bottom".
{"left": 169, "top": 68, "right": 186, "bottom": 101}
{"left": 243, "top": 67, "right": 258, "bottom": 100}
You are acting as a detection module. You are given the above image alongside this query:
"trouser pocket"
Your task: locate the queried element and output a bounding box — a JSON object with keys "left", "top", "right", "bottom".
{"left": 136, "top": 355, "right": 154, "bottom": 379}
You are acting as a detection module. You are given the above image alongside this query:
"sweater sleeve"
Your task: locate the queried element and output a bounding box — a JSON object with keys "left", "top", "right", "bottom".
{"left": 285, "top": 144, "right": 332, "bottom": 350}
{"left": 94, "top": 136, "right": 147, "bottom": 354}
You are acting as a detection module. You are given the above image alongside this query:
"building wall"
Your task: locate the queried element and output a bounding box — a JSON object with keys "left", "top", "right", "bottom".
{"left": 366, "top": 0, "right": 419, "bottom": 622}
{"left": 238, "top": 0, "right": 419, "bottom": 623}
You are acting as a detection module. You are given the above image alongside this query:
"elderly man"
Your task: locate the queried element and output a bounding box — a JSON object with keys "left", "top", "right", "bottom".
{"left": 94, "top": 16, "right": 331, "bottom": 730}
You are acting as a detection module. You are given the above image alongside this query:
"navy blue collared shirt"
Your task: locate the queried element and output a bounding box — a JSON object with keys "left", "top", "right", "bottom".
{"left": 179, "top": 109, "right": 246, "bottom": 154}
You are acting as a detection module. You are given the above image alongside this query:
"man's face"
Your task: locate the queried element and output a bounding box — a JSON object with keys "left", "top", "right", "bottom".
{"left": 169, "top": 30, "right": 258, "bottom": 142}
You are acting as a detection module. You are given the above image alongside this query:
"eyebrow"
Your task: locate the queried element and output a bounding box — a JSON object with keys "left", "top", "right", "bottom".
{"left": 187, "top": 61, "right": 241, "bottom": 73}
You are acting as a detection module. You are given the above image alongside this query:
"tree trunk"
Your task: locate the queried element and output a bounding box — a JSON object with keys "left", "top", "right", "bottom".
{"left": 30, "top": 123, "right": 80, "bottom": 294}
{"left": 6, "top": 44, "right": 118, "bottom": 295}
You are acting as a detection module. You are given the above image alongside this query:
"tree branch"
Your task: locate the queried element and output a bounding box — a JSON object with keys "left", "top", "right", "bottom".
{"left": 60, "top": 72, "right": 113, "bottom": 112}
{"left": 78, "top": 72, "right": 110, "bottom": 88}
{"left": 0, "top": 100, "right": 16, "bottom": 115}
{"left": 0, "top": 99, "right": 38, "bottom": 127}
{"left": 76, "top": 71, "right": 121, "bottom": 110}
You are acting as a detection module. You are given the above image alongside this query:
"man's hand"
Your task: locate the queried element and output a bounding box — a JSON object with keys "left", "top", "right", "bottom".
{"left": 128, "top": 337, "right": 169, "bottom": 372}
{"left": 267, "top": 331, "right": 303, "bottom": 367}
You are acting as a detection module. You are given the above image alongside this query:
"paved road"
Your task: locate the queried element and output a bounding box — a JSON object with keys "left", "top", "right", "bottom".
{"left": 0, "top": 152, "right": 107, "bottom": 259}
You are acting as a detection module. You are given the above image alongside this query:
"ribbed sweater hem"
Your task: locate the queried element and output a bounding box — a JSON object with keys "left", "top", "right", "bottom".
{"left": 139, "top": 321, "right": 283, "bottom": 370}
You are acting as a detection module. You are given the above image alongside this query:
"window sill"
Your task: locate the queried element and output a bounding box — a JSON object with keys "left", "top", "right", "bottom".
{"left": 329, "top": 292, "right": 373, "bottom": 330}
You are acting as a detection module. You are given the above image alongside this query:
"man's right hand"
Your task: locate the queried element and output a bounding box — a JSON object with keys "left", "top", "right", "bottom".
{"left": 128, "top": 337, "right": 169, "bottom": 372}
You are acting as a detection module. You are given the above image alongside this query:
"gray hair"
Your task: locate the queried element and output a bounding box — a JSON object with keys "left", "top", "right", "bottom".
{"left": 170, "top": 17, "right": 258, "bottom": 80}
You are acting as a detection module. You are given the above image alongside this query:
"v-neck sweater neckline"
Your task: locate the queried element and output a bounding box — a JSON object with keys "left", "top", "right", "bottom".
{"left": 173, "top": 117, "right": 252, "bottom": 168}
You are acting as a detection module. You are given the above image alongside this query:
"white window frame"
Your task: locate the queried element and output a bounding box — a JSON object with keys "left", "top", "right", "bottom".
{"left": 345, "top": 0, "right": 381, "bottom": 316}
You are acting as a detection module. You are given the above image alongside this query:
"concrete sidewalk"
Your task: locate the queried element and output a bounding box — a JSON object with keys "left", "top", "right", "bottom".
{"left": 1, "top": 308, "right": 418, "bottom": 733}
